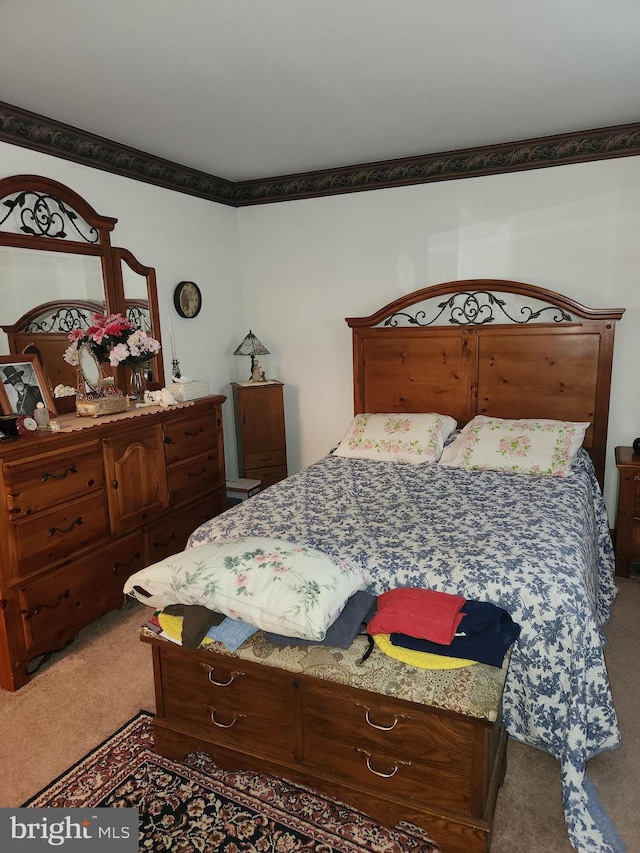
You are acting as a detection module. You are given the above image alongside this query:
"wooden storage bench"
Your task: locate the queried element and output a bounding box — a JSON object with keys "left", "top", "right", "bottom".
{"left": 142, "top": 629, "right": 509, "bottom": 853}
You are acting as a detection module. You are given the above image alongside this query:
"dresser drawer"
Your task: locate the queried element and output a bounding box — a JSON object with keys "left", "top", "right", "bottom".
{"left": 158, "top": 646, "right": 296, "bottom": 761}
{"left": 4, "top": 441, "right": 103, "bottom": 517}
{"left": 168, "top": 451, "right": 221, "bottom": 507}
{"left": 163, "top": 412, "right": 216, "bottom": 464}
{"left": 19, "top": 531, "right": 146, "bottom": 657}
{"left": 301, "top": 682, "right": 477, "bottom": 814}
{"left": 12, "top": 491, "right": 110, "bottom": 575}
{"left": 145, "top": 489, "right": 225, "bottom": 563}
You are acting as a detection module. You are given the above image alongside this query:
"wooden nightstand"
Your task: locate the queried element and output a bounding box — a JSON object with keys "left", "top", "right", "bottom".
{"left": 232, "top": 381, "right": 287, "bottom": 489}
{"left": 614, "top": 446, "right": 640, "bottom": 577}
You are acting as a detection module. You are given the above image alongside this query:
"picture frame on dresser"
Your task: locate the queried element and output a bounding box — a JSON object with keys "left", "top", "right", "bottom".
{"left": 0, "top": 354, "right": 57, "bottom": 417}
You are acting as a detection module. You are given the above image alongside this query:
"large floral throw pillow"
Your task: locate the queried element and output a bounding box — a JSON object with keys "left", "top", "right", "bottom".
{"left": 333, "top": 412, "right": 457, "bottom": 464}
{"left": 123, "top": 536, "right": 370, "bottom": 641}
{"left": 439, "top": 415, "right": 589, "bottom": 476}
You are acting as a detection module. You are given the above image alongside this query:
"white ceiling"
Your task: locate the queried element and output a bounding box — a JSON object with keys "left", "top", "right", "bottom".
{"left": 2, "top": 0, "right": 640, "bottom": 182}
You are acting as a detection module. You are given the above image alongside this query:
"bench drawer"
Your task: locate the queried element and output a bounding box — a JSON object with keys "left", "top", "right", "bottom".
{"left": 158, "top": 646, "right": 296, "bottom": 761}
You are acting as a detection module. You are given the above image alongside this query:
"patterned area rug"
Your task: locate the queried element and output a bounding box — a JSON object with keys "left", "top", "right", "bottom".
{"left": 24, "top": 712, "right": 441, "bottom": 852}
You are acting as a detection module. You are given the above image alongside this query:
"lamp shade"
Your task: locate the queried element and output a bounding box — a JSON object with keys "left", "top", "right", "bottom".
{"left": 233, "top": 330, "right": 270, "bottom": 359}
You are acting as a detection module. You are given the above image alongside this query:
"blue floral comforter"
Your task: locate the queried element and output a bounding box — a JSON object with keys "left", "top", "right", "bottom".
{"left": 188, "top": 450, "right": 621, "bottom": 853}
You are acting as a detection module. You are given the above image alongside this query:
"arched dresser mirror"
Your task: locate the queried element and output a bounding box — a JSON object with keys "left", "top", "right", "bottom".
{"left": 0, "top": 174, "right": 164, "bottom": 413}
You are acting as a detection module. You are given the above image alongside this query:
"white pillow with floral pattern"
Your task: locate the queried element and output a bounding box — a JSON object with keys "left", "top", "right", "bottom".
{"left": 123, "top": 536, "right": 370, "bottom": 641}
{"left": 333, "top": 412, "right": 457, "bottom": 464}
{"left": 439, "top": 415, "right": 589, "bottom": 476}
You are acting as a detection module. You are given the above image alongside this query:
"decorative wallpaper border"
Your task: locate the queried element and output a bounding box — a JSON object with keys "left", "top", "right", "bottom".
{"left": 1, "top": 101, "right": 639, "bottom": 207}
{"left": 0, "top": 102, "right": 236, "bottom": 206}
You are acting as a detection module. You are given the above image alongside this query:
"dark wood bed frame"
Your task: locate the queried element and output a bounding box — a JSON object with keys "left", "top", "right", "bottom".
{"left": 146, "top": 280, "right": 624, "bottom": 853}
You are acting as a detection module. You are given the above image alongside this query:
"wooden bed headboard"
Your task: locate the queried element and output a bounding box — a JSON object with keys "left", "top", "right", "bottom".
{"left": 346, "top": 280, "right": 624, "bottom": 488}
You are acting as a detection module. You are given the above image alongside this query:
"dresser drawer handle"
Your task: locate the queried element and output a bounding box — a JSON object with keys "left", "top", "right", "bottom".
{"left": 356, "top": 703, "right": 409, "bottom": 731}
{"left": 355, "top": 748, "right": 411, "bottom": 778}
{"left": 41, "top": 464, "right": 77, "bottom": 482}
{"left": 48, "top": 516, "right": 83, "bottom": 537}
{"left": 24, "top": 589, "right": 71, "bottom": 619}
{"left": 112, "top": 552, "right": 142, "bottom": 573}
{"left": 201, "top": 665, "right": 245, "bottom": 686}
{"left": 205, "top": 707, "right": 246, "bottom": 728}
{"left": 187, "top": 466, "right": 207, "bottom": 479}
{"left": 184, "top": 427, "right": 205, "bottom": 438}
{"left": 151, "top": 533, "right": 177, "bottom": 550}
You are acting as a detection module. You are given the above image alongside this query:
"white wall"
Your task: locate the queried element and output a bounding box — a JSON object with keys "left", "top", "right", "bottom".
{"left": 238, "top": 156, "right": 640, "bottom": 520}
{"left": 0, "top": 141, "right": 245, "bottom": 476}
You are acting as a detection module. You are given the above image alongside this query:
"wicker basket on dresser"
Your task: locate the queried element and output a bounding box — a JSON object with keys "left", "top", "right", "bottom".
{"left": 0, "top": 395, "right": 226, "bottom": 691}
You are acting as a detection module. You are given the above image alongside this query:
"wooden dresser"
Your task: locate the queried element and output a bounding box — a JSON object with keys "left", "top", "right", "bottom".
{"left": 231, "top": 381, "right": 287, "bottom": 488}
{"left": 0, "top": 395, "right": 226, "bottom": 691}
{"left": 144, "top": 634, "right": 507, "bottom": 853}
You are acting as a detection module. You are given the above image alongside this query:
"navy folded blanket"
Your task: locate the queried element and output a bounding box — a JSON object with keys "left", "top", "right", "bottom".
{"left": 390, "top": 599, "right": 521, "bottom": 668}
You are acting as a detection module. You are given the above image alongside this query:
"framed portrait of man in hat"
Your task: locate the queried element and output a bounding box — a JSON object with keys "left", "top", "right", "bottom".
{"left": 0, "top": 354, "right": 57, "bottom": 417}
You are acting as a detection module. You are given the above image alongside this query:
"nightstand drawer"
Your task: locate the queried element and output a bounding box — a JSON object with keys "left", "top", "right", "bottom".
{"left": 245, "top": 465, "right": 287, "bottom": 488}
{"left": 244, "top": 449, "right": 286, "bottom": 469}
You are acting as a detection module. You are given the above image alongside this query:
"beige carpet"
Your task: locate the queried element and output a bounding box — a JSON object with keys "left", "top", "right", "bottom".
{"left": 1, "top": 581, "right": 638, "bottom": 852}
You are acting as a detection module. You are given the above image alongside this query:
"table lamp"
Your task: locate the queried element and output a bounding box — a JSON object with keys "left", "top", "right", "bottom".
{"left": 234, "top": 330, "right": 270, "bottom": 381}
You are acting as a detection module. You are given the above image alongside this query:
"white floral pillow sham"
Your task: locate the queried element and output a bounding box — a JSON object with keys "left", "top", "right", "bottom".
{"left": 439, "top": 415, "right": 589, "bottom": 476}
{"left": 333, "top": 412, "right": 457, "bottom": 464}
{"left": 123, "top": 536, "right": 370, "bottom": 641}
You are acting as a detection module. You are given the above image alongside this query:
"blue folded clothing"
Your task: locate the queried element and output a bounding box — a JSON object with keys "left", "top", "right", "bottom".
{"left": 390, "top": 599, "right": 520, "bottom": 668}
{"left": 205, "top": 618, "right": 259, "bottom": 652}
{"left": 265, "top": 590, "right": 377, "bottom": 648}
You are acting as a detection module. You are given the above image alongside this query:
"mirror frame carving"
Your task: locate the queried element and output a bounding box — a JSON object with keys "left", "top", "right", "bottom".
{"left": 0, "top": 174, "right": 164, "bottom": 409}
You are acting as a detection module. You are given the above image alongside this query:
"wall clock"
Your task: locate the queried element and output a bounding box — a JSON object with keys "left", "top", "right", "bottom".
{"left": 173, "top": 281, "right": 202, "bottom": 319}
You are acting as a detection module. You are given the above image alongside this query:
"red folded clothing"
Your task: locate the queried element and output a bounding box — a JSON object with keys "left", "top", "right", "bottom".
{"left": 367, "top": 587, "right": 466, "bottom": 645}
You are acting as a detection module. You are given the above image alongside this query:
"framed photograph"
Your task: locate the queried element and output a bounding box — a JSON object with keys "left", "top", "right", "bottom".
{"left": 0, "top": 354, "right": 58, "bottom": 417}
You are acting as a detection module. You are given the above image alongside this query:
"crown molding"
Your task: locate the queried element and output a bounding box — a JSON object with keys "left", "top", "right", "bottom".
{"left": 0, "top": 101, "right": 236, "bottom": 206}
{"left": 236, "top": 123, "right": 640, "bottom": 205}
{"left": 1, "top": 101, "right": 639, "bottom": 207}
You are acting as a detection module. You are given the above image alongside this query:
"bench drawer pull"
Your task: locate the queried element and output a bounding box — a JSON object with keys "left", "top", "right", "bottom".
{"left": 356, "top": 703, "right": 409, "bottom": 730}
{"left": 201, "top": 664, "right": 245, "bottom": 686}
{"left": 355, "top": 748, "right": 411, "bottom": 778}
{"left": 205, "top": 707, "right": 246, "bottom": 728}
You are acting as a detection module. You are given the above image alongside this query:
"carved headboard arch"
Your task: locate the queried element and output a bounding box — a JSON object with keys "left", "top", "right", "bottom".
{"left": 346, "top": 279, "right": 625, "bottom": 487}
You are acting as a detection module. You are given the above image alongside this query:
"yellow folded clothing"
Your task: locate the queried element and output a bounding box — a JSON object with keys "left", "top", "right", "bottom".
{"left": 158, "top": 611, "right": 214, "bottom": 646}
{"left": 373, "top": 633, "right": 477, "bottom": 670}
